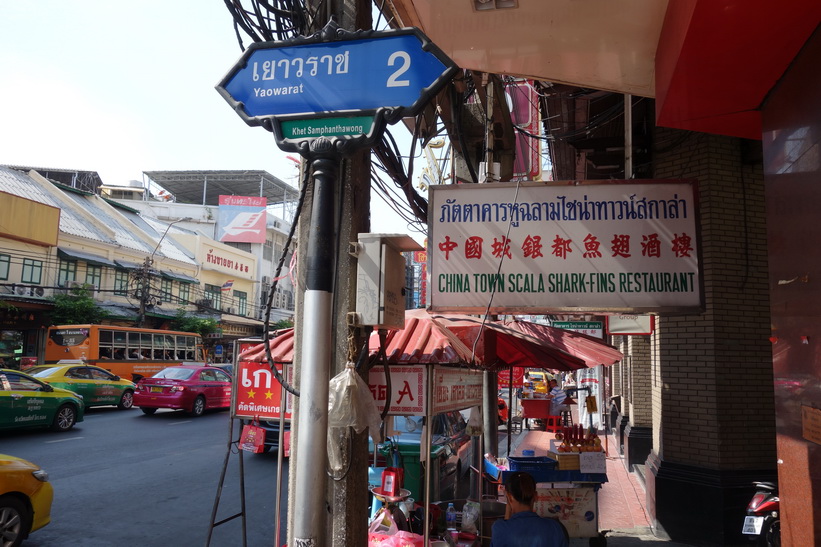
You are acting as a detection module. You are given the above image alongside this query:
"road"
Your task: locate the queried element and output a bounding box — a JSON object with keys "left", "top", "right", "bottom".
{"left": 3, "top": 406, "right": 288, "bottom": 547}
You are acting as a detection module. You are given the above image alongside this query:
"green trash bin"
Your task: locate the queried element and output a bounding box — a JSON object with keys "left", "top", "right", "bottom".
{"left": 384, "top": 440, "right": 446, "bottom": 502}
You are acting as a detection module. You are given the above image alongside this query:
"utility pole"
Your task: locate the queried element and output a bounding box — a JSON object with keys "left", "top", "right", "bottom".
{"left": 286, "top": 4, "right": 372, "bottom": 545}
{"left": 136, "top": 255, "right": 153, "bottom": 327}
{"left": 136, "top": 217, "right": 190, "bottom": 328}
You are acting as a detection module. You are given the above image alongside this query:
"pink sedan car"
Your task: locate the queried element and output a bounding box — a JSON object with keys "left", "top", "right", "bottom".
{"left": 133, "top": 365, "right": 232, "bottom": 417}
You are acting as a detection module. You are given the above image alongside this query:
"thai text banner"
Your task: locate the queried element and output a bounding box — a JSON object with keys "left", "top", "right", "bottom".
{"left": 368, "top": 365, "right": 484, "bottom": 416}
{"left": 429, "top": 181, "right": 701, "bottom": 313}
{"left": 233, "top": 360, "right": 293, "bottom": 421}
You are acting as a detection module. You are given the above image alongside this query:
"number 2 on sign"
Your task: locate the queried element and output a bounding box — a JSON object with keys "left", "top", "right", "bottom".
{"left": 387, "top": 51, "right": 410, "bottom": 87}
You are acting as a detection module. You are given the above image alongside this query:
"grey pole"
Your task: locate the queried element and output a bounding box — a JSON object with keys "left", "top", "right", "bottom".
{"left": 292, "top": 154, "right": 337, "bottom": 546}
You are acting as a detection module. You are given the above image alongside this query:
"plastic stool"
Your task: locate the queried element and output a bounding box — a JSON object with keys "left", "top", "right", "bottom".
{"left": 544, "top": 415, "right": 562, "bottom": 433}
{"left": 560, "top": 409, "right": 574, "bottom": 427}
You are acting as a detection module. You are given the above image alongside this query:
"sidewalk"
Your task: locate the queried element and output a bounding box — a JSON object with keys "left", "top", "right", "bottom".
{"left": 498, "top": 424, "right": 695, "bottom": 546}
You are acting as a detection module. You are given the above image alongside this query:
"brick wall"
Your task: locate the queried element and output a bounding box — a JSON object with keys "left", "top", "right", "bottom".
{"left": 628, "top": 335, "right": 652, "bottom": 427}
{"left": 650, "top": 129, "right": 776, "bottom": 469}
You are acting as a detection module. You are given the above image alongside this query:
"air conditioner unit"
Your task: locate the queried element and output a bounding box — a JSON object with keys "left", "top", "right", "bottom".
{"left": 33, "top": 286, "right": 46, "bottom": 297}
{"left": 15, "top": 285, "right": 28, "bottom": 296}
{"left": 196, "top": 298, "right": 213, "bottom": 311}
{"left": 226, "top": 307, "right": 236, "bottom": 314}
{"left": 67, "top": 280, "right": 84, "bottom": 289}
{"left": 262, "top": 276, "right": 271, "bottom": 285}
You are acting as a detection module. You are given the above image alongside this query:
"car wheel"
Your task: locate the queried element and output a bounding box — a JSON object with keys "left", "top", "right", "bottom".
{"left": 190, "top": 396, "right": 206, "bottom": 417}
{"left": 51, "top": 404, "right": 77, "bottom": 432}
{"left": 118, "top": 390, "right": 134, "bottom": 410}
{"left": 0, "top": 495, "right": 29, "bottom": 547}
{"left": 140, "top": 407, "right": 157, "bottom": 415}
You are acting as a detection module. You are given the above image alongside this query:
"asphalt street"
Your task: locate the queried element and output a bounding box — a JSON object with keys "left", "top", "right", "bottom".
{"left": 3, "top": 406, "right": 288, "bottom": 547}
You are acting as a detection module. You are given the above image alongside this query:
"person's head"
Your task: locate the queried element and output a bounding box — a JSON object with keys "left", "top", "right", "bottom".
{"left": 549, "top": 379, "right": 558, "bottom": 388}
{"left": 504, "top": 471, "right": 537, "bottom": 508}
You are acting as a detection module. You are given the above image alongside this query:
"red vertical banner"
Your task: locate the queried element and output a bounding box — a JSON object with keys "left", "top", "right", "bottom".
{"left": 506, "top": 79, "right": 541, "bottom": 181}
{"left": 413, "top": 249, "right": 428, "bottom": 307}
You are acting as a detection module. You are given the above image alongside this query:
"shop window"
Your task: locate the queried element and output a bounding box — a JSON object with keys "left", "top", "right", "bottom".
{"left": 114, "top": 270, "right": 129, "bottom": 296}
{"left": 0, "top": 254, "right": 9, "bottom": 280}
{"left": 205, "top": 283, "right": 222, "bottom": 310}
{"left": 161, "top": 279, "right": 173, "bottom": 301}
{"left": 179, "top": 283, "right": 190, "bottom": 304}
{"left": 85, "top": 265, "right": 102, "bottom": 287}
{"left": 57, "top": 259, "right": 77, "bottom": 286}
{"left": 235, "top": 290, "right": 248, "bottom": 316}
{"left": 21, "top": 259, "right": 43, "bottom": 284}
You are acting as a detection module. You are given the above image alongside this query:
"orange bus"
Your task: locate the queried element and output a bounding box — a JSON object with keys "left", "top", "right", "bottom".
{"left": 45, "top": 325, "right": 205, "bottom": 382}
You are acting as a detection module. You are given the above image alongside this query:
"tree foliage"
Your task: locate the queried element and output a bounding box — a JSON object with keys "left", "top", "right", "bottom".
{"left": 169, "top": 308, "right": 219, "bottom": 338}
{"left": 271, "top": 318, "right": 294, "bottom": 330}
{"left": 49, "top": 285, "right": 109, "bottom": 325}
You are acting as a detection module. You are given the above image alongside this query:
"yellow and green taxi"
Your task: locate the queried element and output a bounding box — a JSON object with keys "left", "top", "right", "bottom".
{"left": 0, "top": 454, "right": 54, "bottom": 545}
{"left": 27, "top": 362, "right": 136, "bottom": 410}
{"left": 0, "top": 369, "right": 85, "bottom": 432}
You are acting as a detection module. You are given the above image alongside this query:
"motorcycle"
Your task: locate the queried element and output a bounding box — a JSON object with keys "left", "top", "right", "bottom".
{"left": 742, "top": 481, "right": 780, "bottom": 547}
{"left": 497, "top": 397, "right": 509, "bottom": 425}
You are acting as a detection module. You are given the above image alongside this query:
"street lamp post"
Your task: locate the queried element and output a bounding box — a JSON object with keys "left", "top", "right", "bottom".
{"left": 137, "top": 217, "right": 191, "bottom": 327}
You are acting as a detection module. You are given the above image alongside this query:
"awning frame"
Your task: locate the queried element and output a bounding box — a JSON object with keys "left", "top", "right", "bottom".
{"left": 57, "top": 247, "right": 116, "bottom": 268}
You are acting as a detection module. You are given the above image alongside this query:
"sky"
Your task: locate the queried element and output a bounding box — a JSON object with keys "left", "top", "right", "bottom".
{"left": 0, "top": 1, "right": 424, "bottom": 241}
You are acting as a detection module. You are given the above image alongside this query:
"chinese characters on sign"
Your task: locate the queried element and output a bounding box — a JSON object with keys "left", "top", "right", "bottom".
{"left": 429, "top": 181, "right": 701, "bottom": 313}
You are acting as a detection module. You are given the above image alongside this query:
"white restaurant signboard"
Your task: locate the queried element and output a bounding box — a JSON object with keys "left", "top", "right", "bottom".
{"left": 429, "top": 181, "right": 701, "bottom": 314}
{"left": 368, "top": 365, "right": 484, "bottom": 416}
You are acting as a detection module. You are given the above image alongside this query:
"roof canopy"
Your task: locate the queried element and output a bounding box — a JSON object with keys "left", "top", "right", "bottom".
{"left": 143, "top": 170, "right": 298, "bottom": 207}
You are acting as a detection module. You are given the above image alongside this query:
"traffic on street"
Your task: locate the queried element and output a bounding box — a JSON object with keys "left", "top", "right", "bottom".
{"left": 1, "top": 405, "right": 288, "bottom": 547}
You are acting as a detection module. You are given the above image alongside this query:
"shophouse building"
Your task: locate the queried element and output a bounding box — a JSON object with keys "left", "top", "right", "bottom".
{"left": 0, "top": 165, "right": 266, "bottom": 365}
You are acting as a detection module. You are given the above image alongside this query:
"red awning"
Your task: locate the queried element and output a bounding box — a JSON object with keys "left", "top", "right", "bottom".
{"left": 236, "top": 328, "right": 295, "bottom": 363}
{"left": 368, "top": 309, "right": 479, "bottom": 365}
{"left": 425, "top": 312, "right": 586, "bottom": 372}
{"left": 503, "top": 320, "right": 623, "bottom": 368}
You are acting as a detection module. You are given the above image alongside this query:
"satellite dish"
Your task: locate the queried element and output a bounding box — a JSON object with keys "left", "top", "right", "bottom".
{"left": 15, "top": 285, "right": 27, "bottom": 295}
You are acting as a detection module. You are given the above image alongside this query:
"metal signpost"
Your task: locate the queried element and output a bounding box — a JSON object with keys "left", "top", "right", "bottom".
{"left": 217, "top": 20, "right": 456, "bottom": 546}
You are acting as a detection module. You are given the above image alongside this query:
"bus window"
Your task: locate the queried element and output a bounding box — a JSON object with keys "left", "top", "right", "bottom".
{"left": 46, "top": 325, "right": 205, "bottom": 381}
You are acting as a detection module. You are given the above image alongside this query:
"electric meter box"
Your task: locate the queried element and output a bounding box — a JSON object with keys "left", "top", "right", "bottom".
{"left": 352, "top": 233, "right": 423, "bottom": 329}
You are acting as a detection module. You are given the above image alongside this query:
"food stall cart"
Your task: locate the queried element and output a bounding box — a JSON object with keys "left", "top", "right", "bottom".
{"left": 369, "top": 362, "right": 486, "bottom": 545}
{"left": 489, "top": 445, "right": 609, "bottom": 547}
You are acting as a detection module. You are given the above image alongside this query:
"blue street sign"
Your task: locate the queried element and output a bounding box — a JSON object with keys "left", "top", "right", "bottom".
{"left": 217, "top": 26, "right": 457, "bottom": 127}
{"left": 214, "top": 344, "right": 223, "bottom": 356}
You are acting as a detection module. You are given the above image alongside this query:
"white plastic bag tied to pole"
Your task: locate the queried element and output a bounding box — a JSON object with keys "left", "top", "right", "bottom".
{"left": 327, "top": 363, "right": 382, "bottom": 471}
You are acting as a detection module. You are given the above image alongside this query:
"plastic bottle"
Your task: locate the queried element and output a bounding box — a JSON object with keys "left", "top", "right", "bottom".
{"left": 446, "top": 502, "right": 456, "bottom": 528}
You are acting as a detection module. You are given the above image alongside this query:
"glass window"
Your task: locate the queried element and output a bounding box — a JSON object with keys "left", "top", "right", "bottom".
{"left": 58, "top": 259, "right": 77, "bottom": 286}
{"left": 21, "top": 259, "right": 43, "bottom": 284}
{"left": 89, "top": 367, "right": 115, "bottom": 380}
{"left": 161, "top": 279, "right": 173, "bottom": 300}
{"left": 235, "top": 290, "right": 248, "bottom": 316}
{"left": 0, "top": 254, "right": 9, "bottom": 280}
{"left": 114, "top": 270, "right": 129, "bottom": 296}
{"left": 179, "top": 283, "right": 190, "bottom": 304}
{"left": 205, "top": 284, "right": 222, "bottom": 310}
{"left": 86, "top": 265, "right": 102, "bottom": 287}
{"left": 263, "top": 237, "right": 274, "bottom": 261}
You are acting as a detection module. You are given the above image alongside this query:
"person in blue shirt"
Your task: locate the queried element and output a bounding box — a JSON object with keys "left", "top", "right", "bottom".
{"left": 490, "top": 471, "right": 569, "bottom": 547}
{"left": 548, "top": 379, "right": 568, "bottom": 416}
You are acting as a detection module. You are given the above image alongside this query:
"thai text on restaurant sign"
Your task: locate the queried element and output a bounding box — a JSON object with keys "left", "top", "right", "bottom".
{"left": 428, "top": 181, "right": 701, "bottom": 314}
{"left": 368, "top": 365, "right": 484, "bottom": 416}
